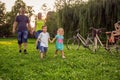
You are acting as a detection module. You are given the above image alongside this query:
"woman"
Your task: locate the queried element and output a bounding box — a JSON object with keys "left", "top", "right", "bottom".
{"left": 33, "top": 12, "right": 45, "bottom": 49}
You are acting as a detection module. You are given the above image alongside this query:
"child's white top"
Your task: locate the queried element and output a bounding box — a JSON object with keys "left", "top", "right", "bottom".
{"left": 38, "top": 32, "right": 50, "bottom": 47}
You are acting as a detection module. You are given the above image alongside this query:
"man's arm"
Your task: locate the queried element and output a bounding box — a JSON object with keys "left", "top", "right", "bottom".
{"left": 27, "top": 22, "right": 32, "bottom": 31}
{"left": 33, "top": 21, "right": 37, "bottom": 32}
{"left": 12, "top": 21, "right": 18, "bottom": 34}
{"left": 26, "top": 16, "right": 33, "bottom": 34}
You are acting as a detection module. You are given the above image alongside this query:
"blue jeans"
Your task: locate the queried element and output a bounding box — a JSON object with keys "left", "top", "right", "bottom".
{"left": 18, "top": 31, "right": 28, "bottom": 44}
{"left": 35, "top": 30, "right": 42, "bottom": 49}
{"left": 35, "top": 30, "right": 42, "bottom": 38}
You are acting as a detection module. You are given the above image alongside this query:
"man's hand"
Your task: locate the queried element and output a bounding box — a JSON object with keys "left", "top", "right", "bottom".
{"left": 30, "top": 30, "right": 34, "bottom": 35}
{"left": 12, "top": 29, "right": 15, "bottom": 34}
{"left": 12, "top": 21, "right": 17, "bottom": 34}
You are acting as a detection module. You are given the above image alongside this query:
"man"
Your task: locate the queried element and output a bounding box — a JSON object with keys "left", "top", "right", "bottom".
{"left": 12, "top": 7, "right": 31, "bottom": 54}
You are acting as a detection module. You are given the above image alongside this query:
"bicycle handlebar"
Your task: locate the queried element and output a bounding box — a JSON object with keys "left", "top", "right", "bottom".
{"left": 89, "top": 27, "right": 106, "bottom": 34}
{"left": 88, "top": 27, "right": 106, "bottom": 37}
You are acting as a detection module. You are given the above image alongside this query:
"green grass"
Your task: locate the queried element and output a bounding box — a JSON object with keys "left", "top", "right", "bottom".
{"left": 0, "top": 38, "right": 120, "bottom": 80}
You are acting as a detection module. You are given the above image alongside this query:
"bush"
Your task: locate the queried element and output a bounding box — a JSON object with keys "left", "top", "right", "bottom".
{"left": 0, "top": 23, "right": 12, "bottom": 37}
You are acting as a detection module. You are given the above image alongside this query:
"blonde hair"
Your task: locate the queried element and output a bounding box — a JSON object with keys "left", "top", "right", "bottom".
{"left": 57, "top": 28, "right": 64, "bottom": 35}
{"left": 19, "top": 7, "right": 25, "bottom": 12}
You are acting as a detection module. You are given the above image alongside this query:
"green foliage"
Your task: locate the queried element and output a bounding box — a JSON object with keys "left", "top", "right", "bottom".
{"left": 0, "top": 23, "right": 11, "bottom": 37}
{"left": 46, "top": 11, "right": 58, "bottom": 34}
{"left": 0, "top": 1, "right": 6, "bottom": 25}
{"left": 0, "top": 38, "right": 120, "bottom": 80}
{"left": 55, "top": 0, "right": 120, "bottom": 38}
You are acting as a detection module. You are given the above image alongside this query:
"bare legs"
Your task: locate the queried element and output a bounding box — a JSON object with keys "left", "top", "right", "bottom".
{"left": 18, "top": 42, "right": 27, "bottom": 53}
{"left": 18, "top": 44, "right": 22, "bottom": 51}
{"left": 24, "top": 42, "right": 27, "bottom": 50}
{"left": 54, "top": 50, "right": 58, "bottom": 57}
{"left": 40, "top": 53, "right": 44, "bottom": 59}
{"left": 54, "top": 50, "right": 65, "bottom": 58}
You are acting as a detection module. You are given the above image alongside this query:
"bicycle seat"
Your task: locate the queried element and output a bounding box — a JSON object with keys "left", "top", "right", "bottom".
{"left": 106, "top": 32, "right": 111, "bottom": 35}
{"left": 91, "top": 28, "right": 106, "bottom": 37}
{"left": 89, "top": 27, "right": 106, "bottom": 34}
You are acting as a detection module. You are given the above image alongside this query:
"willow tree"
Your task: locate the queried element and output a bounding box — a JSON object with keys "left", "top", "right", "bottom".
{"left": 54, "top": 0, "right": 120, "bottom": 38}
{"left": 55, "top": 0, "right": 86, "bottom": 38}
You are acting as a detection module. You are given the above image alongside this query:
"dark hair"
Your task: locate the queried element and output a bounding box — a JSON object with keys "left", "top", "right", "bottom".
{"left": 42, "top": 25, "right": 47, "bottom": 28}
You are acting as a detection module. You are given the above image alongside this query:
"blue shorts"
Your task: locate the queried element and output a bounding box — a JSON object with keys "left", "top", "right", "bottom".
{"left": 18, "top": 31, "right": 28, "bottom": 44}
{"left": 39, "top": 46, "right": 48, "bottom": 53}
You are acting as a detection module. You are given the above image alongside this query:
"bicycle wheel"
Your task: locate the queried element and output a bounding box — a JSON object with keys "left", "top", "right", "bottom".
{"left": 66, "top": 37, "right": 80, "bottom": 50}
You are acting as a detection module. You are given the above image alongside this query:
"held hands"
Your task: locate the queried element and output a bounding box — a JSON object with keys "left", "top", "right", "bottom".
{"left": 51, "top": 40, "right": 54, "bottom": 43}
{"left": 49, "top": 40, "right": 53, "bottom": 43}
{"left": 50, "top": 38, "right": 56, "bottom": 43}
{"left": 49, "top": 39, "right": 54, "bottom": 43}
{"left": 30, "top": 30, "right": 35, "bottom": 35}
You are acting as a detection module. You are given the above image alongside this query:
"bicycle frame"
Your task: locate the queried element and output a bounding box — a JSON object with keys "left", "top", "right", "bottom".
{"left": 77, "top": 33, "right": 87, "bottom": 46}
{"left": 95, "top": 34, "right": 104, "bottom": 47}
{"left": 93, "top": 33, "right": 110, "bottom": 53}
{"left": 76, "top": 32, "right": 94, "bottom": 49}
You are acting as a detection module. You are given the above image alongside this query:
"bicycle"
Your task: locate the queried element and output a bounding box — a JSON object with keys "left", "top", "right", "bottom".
{"left": 66, "top": 28, "right": 94, "bottom": 51}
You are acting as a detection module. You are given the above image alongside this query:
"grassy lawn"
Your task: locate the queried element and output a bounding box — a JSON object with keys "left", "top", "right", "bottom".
{"left": 0, "top": 38, "right": 120, "bottom": 80}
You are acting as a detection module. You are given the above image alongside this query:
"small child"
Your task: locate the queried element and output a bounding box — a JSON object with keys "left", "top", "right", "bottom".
{"left": 52, "top": 28, "right": 66, "bottom": 58}
{"left": 36, "top": 25, "right": 51, "bottom": 59}
{"left": 111, "top": 21, "right": 120, "bottom": 43}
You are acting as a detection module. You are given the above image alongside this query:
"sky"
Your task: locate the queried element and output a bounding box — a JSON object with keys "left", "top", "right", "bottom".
{"left": 0, "top": 0, "right": 55, "bottom": 14}
{"left": 0, "top": 0, "right": 88, "bottom": 15}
